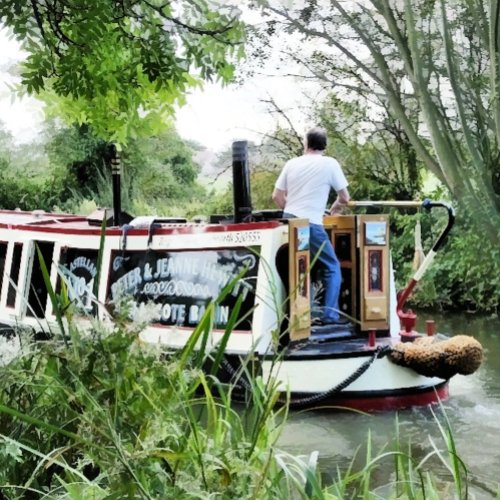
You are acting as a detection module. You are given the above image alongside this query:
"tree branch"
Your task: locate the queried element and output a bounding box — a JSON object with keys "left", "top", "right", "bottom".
{"left": 30, "top": 0, "right": 47, "bottom": 42}
{"left": 142, "top": 0, "right": 238, "bottom": 37}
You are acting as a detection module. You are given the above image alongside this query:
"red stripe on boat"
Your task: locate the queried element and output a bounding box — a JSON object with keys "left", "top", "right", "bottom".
{"left": 291, "top": 382, "right": 449, "bottom": 412}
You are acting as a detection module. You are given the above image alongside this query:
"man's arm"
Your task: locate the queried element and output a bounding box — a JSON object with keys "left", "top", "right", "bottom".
{"left": 272, "top": 188, "right": 287, "bottom": 209}
{"left": 329, "top": 188, "right": 350, "bottom": 215}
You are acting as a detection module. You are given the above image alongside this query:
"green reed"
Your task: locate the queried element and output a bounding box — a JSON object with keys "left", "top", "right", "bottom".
{"left": 318, "top": 407, "right": 473, "bottom": 500}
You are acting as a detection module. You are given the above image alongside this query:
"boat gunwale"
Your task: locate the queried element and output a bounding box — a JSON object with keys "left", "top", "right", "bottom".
{"left": 264, "top": 337, "right": 397, "bottom": 361}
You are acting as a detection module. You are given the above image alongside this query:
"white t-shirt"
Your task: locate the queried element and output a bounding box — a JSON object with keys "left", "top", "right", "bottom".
{"left": 275, "top": 154, "right": 348, "bottom": 224}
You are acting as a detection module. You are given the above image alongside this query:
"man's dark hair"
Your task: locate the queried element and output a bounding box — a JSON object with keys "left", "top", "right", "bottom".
{"left": 306, "top": 127, "right": 327, "bottom": 151}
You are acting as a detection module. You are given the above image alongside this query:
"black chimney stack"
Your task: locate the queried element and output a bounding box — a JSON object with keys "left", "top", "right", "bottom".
{"left": 110, "top": 145, "right": 121, "bottom": 226}
{"left": 232, "top": 140, "right": 252, "bottom": 223}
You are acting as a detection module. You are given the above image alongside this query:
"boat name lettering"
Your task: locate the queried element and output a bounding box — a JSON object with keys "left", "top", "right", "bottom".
{"left": 145, "top": 256, "right": 256, "bottom": 281}
{"left": 109, "top": 249, "right": 258, "bottom": 329}
{"left": 130, "top": 301, "right": 230, "bottom": 326}
{"left": 111, "top": 266, "right": 143, "bottom": 300}
{"left": 111, "top": 254, "right": 256, "bottom": 301}
{"left": 69, "top": 256, "right": 97, "bottom": 277}
{"left": 59, "top": 270, "right": 94, "bottom": 311}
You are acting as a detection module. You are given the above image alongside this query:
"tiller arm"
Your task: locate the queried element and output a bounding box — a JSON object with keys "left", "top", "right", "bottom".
{"left": 396, "top": 200, "right": 455, "bottom": 311}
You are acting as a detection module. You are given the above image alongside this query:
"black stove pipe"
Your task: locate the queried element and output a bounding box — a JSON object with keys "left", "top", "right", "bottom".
{"left": 111, "top": 147, "right": 122, "bottom": 227}
{"left": 232, "top": 140, "right": 253, "bottom": 223}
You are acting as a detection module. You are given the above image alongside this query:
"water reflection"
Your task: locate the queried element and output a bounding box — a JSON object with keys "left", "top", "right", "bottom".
{"left": 278, "top": 313, "right": 500, "bottom": 497}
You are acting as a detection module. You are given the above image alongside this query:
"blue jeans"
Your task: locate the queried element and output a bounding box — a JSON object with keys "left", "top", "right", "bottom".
{"left": 309, "top": 223, "right": 341, "bottom": 322}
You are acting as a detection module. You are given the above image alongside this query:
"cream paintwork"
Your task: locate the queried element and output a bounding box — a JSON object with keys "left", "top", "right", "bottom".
{"left": 262, "top": 355, "right": 444, "bottom": 394}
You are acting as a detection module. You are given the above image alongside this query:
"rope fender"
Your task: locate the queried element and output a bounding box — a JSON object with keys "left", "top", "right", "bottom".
{"left": 388, "top": 334, "right": 483, "bottom": 379}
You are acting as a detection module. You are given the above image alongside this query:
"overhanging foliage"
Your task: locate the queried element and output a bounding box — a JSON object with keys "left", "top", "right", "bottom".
{"left": 256, "top": 0, "right": 500, "bottom": 241}
{"left": 0, "top": 0, "right": 245, "bottom": 144}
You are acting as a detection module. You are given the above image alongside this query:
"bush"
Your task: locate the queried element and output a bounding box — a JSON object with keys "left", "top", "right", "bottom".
{"left": 391, "top": 210, "right": 500, "bottom": 313}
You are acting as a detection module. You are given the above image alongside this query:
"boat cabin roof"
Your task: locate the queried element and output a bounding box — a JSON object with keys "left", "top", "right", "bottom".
{"left": 0, "top": 209, "right": 284, "bottom": 236}
{"left": 0, "top": 210, "right": 84, "bottom": 226}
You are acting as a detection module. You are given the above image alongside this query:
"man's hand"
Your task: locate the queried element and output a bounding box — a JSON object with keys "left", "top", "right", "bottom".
{"left": 272, "top": 188, "right": 287, "bottom": 209}
{"left": 329, "top": 188, "right": 350, "bottom": 215}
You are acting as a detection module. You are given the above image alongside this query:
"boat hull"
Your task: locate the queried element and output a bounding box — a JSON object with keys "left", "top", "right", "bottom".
{"left": 282, "top": 382, "right": 449, "bottom": 412}
{"left": 0, "top": 209, "right": 462, "bottom": 412}
{"left": 220, "top": 336, "right": 450, "bottom": 412}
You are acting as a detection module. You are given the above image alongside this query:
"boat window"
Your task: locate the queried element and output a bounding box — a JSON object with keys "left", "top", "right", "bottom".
{"left": 6, "top": 243, "right": 23, "bottom": 308}
{"left": 335, "top": 233, "right": 352, "bottom": 262}
{"left": 27, "top": 242, "right": 55, "bottom": 318}
{"left": 57, "top": 248, "right": 99, "bottom": 315}
{"left": 0, "top": 242, "right": 7, "bottom": 293}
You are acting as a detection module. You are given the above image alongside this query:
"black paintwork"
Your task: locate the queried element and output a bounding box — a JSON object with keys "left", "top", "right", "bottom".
{"left": 267, "top": 335, "right": 394, "bottom": 361}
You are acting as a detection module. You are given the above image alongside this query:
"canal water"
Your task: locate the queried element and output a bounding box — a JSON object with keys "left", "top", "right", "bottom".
{"left": 278, "top": 313, "right": 500, "bottom": 498}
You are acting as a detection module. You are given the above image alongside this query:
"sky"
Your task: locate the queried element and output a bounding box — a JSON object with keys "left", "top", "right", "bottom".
{"left": 0, "top": 28, "right": 45, "bottom": 143}
{"left": 176, "top": 79, "right": 294, "bottom": 152}
{"left": 0, "top": 25, "right": 314, "bottom": 153}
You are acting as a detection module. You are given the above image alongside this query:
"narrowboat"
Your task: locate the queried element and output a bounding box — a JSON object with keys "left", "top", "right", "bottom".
{"left": 0, "top": 141, "right": 483, "bottom": 411}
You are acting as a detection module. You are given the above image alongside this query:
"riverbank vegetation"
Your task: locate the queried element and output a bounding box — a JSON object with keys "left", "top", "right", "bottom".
{"left": 0, "top": 280, "right": 304, "bottom": 498}
{"left": 0, "top": 317, "right": 478, "bottom": 498}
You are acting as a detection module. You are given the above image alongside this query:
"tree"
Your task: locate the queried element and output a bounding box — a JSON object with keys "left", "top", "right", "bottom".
{"left": 243, "top": 92, "right": 424, "bottom": 205}
{"left": 45, "top": 122, "right": 203, "bottom": 210}
{"left": 246, "top": 12, "right": 425, "bottom": 202}
{"left": 0, "top": 0, "right": 245, "bottom": 145}
{"left": 256, "top": 0, "right": 500, "bottom": 239}
{"left": 45, "top": 122, "right": 111, "bottom": 195}
{"left": 316, "top": 94, "right": 423, "bottom": 201}
{"left": 125, "top": 127, "right": 202, "bottom": 202}
{"left": 0, "top": 120, "right": 49, "bottom": 179}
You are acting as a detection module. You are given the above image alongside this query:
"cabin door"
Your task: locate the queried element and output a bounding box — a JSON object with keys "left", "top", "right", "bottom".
{"left": 287, "top": 218, "right": 311, "bottom": 341}
{"left": 357, "top": 215, "right": 390, "bottom": 331}
{"left": 27, "top": 241, "right": 55, "bottom": 318}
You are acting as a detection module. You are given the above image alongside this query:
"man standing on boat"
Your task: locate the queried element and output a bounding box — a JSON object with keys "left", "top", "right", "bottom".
{"left": 272, "top": 127, "right": 350, "bottom": 326}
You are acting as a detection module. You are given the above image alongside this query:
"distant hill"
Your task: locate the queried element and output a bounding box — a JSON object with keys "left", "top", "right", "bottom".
{"left": 193, "top": 148, "right": 231, "bottom": 191}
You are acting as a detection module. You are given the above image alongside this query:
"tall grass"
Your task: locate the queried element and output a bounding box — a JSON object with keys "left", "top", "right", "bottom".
{"left": 0, "top": 263, "right": 325, "bottom": 498}
{"left": 316, "top": 407, "right": 474, "bottom": 500}
{"left": 0, "top": 252, "right": 479, "bottom": 498}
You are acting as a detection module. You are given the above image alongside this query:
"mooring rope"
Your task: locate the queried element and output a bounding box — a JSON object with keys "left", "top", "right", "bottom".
{"left": 286, "top": 345, "right": 392, "bottom": 409}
